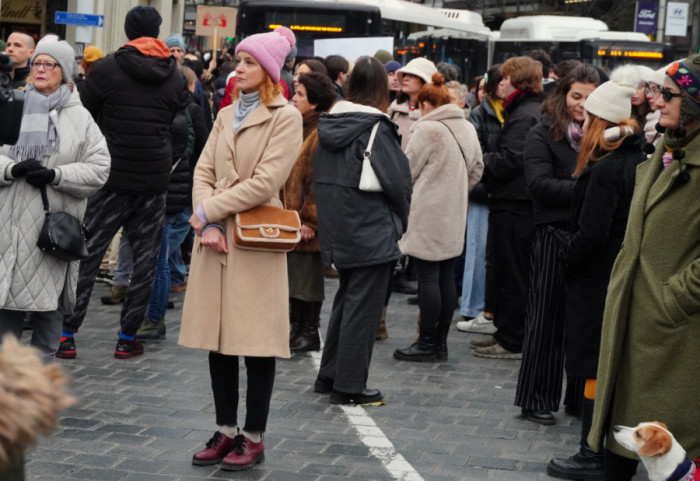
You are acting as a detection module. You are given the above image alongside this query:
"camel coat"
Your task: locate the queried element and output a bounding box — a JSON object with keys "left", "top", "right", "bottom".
{"left": 589, "top": 134, "right": 700, "bottom": 460}
{"left": 399, "top": 104, "right": 484, "bottom": 261}
{"left": 178, "top": 94, "right": 303, "bottom": 358}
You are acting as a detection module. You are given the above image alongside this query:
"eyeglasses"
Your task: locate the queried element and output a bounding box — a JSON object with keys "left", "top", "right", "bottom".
{"left": 31, "top": 61, "right": 59, "bottom": 71}
{"left": 659, "top": 86, "right": 682, "bottom": 102}
{"left": 645, "top": 85, "right": 660, "bottom": 97}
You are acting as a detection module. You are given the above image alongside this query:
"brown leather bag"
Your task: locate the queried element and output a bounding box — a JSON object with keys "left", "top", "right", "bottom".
{"left": 233, "top": 205, "right": 301, "bottom": 252}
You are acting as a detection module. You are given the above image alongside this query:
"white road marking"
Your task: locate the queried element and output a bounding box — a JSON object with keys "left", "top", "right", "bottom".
{"left": 310, "top": 350, "right": 425, "bottom": 481}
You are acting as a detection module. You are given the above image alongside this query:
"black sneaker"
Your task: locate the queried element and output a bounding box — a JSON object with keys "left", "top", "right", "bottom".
{"left": 114, "top": 338, "right": 144, "bottom": 359}
{"left": 55, "top": 337, "right": 76, "bottom": 359}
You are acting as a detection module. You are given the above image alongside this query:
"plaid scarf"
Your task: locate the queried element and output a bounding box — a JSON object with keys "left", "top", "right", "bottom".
{"left": 10, "top": 83, "right": 72, "bottom": 162}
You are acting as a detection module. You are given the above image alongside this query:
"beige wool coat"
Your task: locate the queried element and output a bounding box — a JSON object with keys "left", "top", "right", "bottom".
{"left": 178, "top": 93, "right": 303, "bottom": 358}
{"left": 399, "top": 104, "right": 484, "bottom": 261}
{"left": 388, "top": 100, "right": 422, "bottom": 150}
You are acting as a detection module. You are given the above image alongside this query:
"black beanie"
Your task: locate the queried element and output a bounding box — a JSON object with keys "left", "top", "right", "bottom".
{"left": 124, "top": 6, "right": 162, "bottom": 40}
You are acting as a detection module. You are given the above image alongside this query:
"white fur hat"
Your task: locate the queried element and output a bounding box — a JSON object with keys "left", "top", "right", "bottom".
{"left": 584, "top": 64, "right": 639, "bottom": 123}
{"left": 397, "top": 57, "right": 437, "bottom": 84}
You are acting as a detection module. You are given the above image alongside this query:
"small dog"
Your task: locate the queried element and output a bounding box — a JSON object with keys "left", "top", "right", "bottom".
{"left": 0, "top": 335, "right": 76, "bottom": 471}
{"left": 613, "top": 422, "right": 698, "bottom": 481}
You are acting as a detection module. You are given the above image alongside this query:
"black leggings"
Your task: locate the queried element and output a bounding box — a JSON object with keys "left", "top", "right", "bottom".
{"left": 604, "top": 449, "right": 639, "bottom": 481}
{"left": 414, "top": 257, "right": 458, "bottom": 335}
{"left": 208, "top": 352, "right": 276, "bottom": 433}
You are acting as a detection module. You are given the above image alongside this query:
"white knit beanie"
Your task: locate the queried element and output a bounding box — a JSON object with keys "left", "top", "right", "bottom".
{"left": 397, "top": 57, "right": 437, "bottom": 84}
{"left": 584, "top": 65, "right": 639, "bottom": 123}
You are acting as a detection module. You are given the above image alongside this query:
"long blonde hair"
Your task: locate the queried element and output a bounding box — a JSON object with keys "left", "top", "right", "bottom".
{"left": 573, "top": 113, "right": 638, "bottom": 178}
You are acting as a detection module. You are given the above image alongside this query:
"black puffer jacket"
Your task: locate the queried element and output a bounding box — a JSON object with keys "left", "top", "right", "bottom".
{"left": 80, "top": 39, "right": 182, "bottom": 195}
{"left": 165, "top": 90, "right": 210, "bottom": 215}
{"left": 314, "top": 103, "right": 412, "bottom": 269}
{"left": 468, "top": 98, "right": 502, "bottom": 205}
{"left": 483, "top": 92, "right": 542, "bottom": 211}
{"left": 523, "top": 117, "right": 578, "bottom": 225}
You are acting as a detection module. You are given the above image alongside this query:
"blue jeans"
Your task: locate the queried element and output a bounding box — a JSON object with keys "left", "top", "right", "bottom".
{"left": 169, "top": 207, "right": 192, "bottom": 287}
{"left": 146, "top": 208, "right": 192, "bottom": 321}
{"left": 460, "top": 203, "right": 488, "bottom": 318}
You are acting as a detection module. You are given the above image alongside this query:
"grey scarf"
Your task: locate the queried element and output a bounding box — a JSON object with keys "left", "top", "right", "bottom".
{"left": 11, "top": 84, "right": 72, "bottom": 162}
{"left": 233, "top": 91, "right": 261, "bottom": 133}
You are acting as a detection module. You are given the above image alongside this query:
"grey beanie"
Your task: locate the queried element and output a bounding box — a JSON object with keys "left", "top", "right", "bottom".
{"left": 32, "top": 40, "right": 75, "bottom": 84}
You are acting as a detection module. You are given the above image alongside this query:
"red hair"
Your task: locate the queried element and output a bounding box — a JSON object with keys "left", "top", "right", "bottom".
{"left": 417, "top": 72, "right": 451, "bottom": 108}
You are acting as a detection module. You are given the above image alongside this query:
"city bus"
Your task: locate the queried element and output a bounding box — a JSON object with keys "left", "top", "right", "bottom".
{"left": 236, "top": 0, "right": 491, "bottom": 81}
{"left": 492, "top": 16, "right": 675, "bottom": 71}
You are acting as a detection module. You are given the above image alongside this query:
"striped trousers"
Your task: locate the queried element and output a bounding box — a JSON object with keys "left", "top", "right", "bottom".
{"left": 63, "top": 189, "right": 166, "bottom": 337}
{"left": 515, "top": 225, "right": 583, "bottom": 412}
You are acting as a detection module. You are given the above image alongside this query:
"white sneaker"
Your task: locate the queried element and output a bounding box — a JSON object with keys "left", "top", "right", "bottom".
{"left": 456, "top": 312, "right": 496, "bottom": 334}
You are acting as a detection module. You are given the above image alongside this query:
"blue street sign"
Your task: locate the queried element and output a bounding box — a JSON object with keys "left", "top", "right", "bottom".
{"left": 54, "top": 11, "right": 104, "bottom": 28}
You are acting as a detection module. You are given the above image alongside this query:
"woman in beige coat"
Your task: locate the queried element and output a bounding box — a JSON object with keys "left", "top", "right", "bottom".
{"left": 394, "top": 73, "right": 483, "bottom": 363}
{"left": 180, "top": 28, "right": 302, "bottom": 471}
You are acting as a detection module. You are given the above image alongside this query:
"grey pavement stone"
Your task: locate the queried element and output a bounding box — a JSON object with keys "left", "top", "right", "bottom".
{"left": 18, "top": 279, "right": 653, "bottom": 481}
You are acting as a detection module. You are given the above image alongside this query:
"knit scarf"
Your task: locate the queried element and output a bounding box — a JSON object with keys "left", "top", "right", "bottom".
{"left": 11, "top": 83, "right": 72, "bottom": 162}
{"left": 233, "top": 90, "right": 261, "bottom": 133}
{"left": 661, "top": 119, "right": 700, "bottom": 169}
{"left": 565, "top": 122, "right": 584, "bottom": 152}
{"left": 488, "top": 96, "right": 505, "bottom": 127}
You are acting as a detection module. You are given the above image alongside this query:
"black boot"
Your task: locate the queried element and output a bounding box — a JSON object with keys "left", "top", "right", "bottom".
{"left": 434, "top": 319, "right": 451, "bottom": 361}
{"left": 546, "top": 398, "right": 604, "bottom": 480}
{"left": 289, "top": 298, "right": 303, "bottom": 348}
{"left": 393, "top": 332, "right": 437, "bottom": 362}
{"left": 290, "top": 301, "right": 321, "bottom": 352}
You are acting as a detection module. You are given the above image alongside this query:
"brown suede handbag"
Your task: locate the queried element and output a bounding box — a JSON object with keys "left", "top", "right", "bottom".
{"left": 233, "top": 204, "right": 301, "bottom": 252}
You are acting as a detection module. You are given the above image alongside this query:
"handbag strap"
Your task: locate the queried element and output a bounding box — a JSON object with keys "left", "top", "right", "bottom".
{"left": 363, "top": 122, "right": 381, "bottom": 160}
{"left": 441, "top": 121, "right": 467, "bottom": 164}
{"left": 40, "top": 185, "right": 51, "bottom": 215}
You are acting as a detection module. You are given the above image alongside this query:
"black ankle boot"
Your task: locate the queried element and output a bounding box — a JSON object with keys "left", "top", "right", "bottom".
{"left": 289, "top": 298, "right": 303, "bottom": 348}
{"left": 393, "top": 334, "right": 437, "bottom": 362}
{"left": 434, "top": 320, "right": 451, "bottom": 361}
{"left": 290, "top": 301, "right": 321, "bottom": 352}
{"left": 546, "top": 398, "right": 603, "bottom": 480}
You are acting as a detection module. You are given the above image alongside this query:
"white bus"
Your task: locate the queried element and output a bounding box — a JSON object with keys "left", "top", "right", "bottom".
{"left": 236, "top": 0, "right": 491, "bottom": 81}
{"left": 492, "top": 15, "right": 675, "bottom": 70}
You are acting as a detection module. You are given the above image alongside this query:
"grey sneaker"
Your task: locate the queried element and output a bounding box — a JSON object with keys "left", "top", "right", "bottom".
{"left": 470, "top": 335, "right": 498, "bottom": 349}
{"left": 135, "top": 317, "right": 166, "bottom": 341}
{"left": 473, "top": 342, "right": 522, "bottom": 360}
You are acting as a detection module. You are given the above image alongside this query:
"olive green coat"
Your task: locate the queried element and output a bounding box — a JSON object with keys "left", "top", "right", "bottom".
{"left": 590, "top": 135, "right": 700, "bottom": 459}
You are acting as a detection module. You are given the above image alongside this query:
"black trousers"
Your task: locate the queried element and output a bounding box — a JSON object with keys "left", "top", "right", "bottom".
{"left": 319, "top": 262, "right": 392, "bottom": 394}
{"left": 63, "top": 190, "right": 166, "bottom": 336}
{"left": 515, "top": 226, "right": 583, "bottom": 411}
{"left": 489, "top": 210, "right": 535, "bottom": 353}
{"left": 414, "top": 257, "right": 457, "bottom": 335}
{"left": 604, "top": 450, "right": 639, "bottom": 481}
{"left": 209, "top": 352, "right": 276, "bottom": 433}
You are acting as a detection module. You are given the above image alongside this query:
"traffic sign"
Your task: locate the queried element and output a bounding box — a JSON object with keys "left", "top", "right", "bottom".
{"left": 54, "top": 11, "right": 104, "bottom": 28}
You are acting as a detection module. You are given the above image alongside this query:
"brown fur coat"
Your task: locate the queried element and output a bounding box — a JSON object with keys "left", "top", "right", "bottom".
{"left": 284, "top": 111, "right": 320, "bottom": 253}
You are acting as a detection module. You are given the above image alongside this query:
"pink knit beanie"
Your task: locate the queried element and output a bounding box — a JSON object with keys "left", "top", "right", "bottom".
{"left": 235, "top": 30, "right": 293, "bottom": 83}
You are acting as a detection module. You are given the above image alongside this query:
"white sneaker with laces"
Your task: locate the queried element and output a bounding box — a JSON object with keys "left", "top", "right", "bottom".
{"left": 456, "top": 312, "right": 496, "bottom": 334}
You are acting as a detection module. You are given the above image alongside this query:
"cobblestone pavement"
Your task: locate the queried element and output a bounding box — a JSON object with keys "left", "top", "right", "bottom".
{"left": 23, "top": 278, "right": 650, "bottom": 481}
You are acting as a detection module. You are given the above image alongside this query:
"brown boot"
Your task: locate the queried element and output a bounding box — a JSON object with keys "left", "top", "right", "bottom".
{"left": 101, "top": 285, "right": 127, "bottom": 305}
{"left": 376, "top": 306, "right": 388, "bottom": 340}
{"left": 290, "top": 301, "right": 321, "bottom": 352}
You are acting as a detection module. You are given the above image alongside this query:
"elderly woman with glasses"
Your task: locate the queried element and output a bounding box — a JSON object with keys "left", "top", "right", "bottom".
{"left": 0, "top": 40, "right": 110, "bottom": 356}
{"left": 589, "top": 54, "right": 700, "bottom": 480}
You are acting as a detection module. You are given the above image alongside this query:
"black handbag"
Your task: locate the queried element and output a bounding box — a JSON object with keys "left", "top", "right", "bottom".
{"left": 36, "top": 185, "right": 89, "bottom": 261}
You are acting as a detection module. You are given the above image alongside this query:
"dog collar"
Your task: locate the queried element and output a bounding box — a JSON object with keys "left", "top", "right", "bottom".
{"left": 667, "top": 459, "right": 695, "bottom": 481}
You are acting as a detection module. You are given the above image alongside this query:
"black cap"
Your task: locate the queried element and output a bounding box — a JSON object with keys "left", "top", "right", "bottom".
{"left": 124, "top": 6, "right": 162, "bottom": 40}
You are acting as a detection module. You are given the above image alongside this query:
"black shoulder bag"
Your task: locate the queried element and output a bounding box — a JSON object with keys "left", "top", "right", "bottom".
{"left": 37, "top": 185, "right": 89, "bottom": 261}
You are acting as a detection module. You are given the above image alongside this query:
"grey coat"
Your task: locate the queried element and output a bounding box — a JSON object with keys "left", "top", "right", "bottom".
{"left": 0, "top": 89, "right": 110, "bottom": 313}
